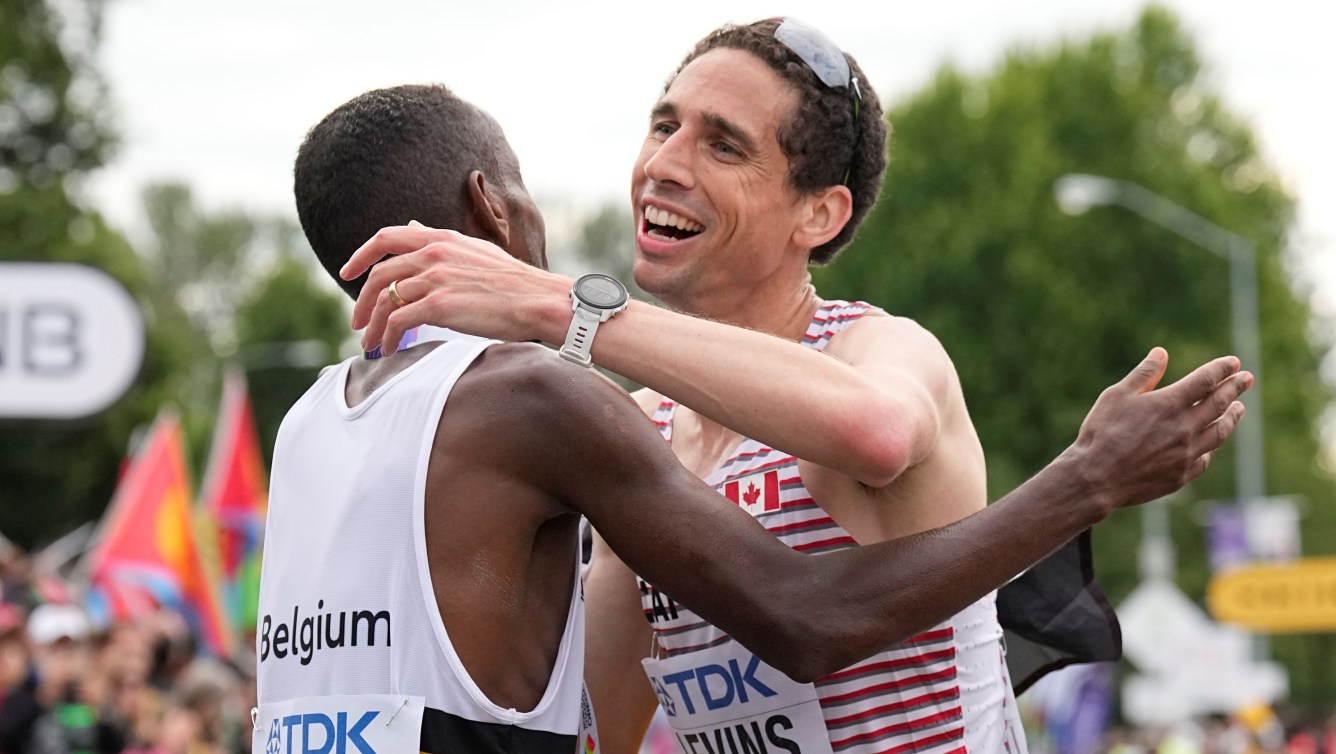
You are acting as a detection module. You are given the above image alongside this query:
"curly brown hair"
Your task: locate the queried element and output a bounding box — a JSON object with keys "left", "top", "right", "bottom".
{"left": 668, "top": 19, "right": 888, "bottom": 264}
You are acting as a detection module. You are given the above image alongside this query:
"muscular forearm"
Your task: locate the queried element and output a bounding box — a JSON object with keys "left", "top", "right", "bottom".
{"left": 723, "top": 449, "right": 1110, "bottom": 682}
{"left": 534, "top": 297, "right": 910, "bottom": 485}
{"left": 342, "top": 228, "right": 916, "bottom": 484}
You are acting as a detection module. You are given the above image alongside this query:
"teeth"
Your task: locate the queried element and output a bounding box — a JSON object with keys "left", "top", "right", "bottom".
{"left": 645, "top": 206, "right": 703, "bottom": 233}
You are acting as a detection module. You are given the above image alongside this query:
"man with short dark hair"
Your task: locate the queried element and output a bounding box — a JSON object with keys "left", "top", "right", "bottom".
{"left": 313, "top": 78, "right": 1246, "bottom": 754}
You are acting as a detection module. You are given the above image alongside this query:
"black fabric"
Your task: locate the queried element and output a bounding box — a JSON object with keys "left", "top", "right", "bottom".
{"left": 419, "top": 706, "right": 575, "bottom": 754}
{"left": 996, "top": 530, "right": 1122, "bottom": 695}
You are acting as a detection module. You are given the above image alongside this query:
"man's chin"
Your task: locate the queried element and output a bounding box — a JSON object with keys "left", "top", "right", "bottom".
{"left": 631, "top": 253, "right": 676, "bottom": 298}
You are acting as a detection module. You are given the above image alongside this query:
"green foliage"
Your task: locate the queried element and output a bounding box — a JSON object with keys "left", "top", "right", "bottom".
{"left": 0, "top": 0, "right": 347, "bottom": 545}
{"left": 133, "top": 181, "right": 350, "bottom": 471}
{"left": 813, "top": 6, "right": 1334, "bottom": 704}
{"left": 0, "top": 0, "right": 189, "bottom": 547}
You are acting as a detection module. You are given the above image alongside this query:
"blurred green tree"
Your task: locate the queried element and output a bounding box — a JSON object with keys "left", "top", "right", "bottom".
{"left": 0, "top": 0, "right": 195, "bottom": 548}
{"left": 135, "top": 182, "right": 349, "bottom": 463}
{"left": 813, "top": 5, "right": 1334, "bottom": 704}
{"left": 0, "top": 0, "right": 347, "bottom": 546}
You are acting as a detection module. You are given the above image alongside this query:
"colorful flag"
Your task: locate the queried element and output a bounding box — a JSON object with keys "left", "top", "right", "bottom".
{"left": 200, "top": 370, "right": 269, "bottom": 635}
{"left": 84, "top": 411, "right": 234, "bottom": 657}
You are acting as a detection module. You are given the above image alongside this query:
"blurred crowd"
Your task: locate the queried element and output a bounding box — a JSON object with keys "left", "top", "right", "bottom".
{"left": 1019, "top": 693, "right": 1336, "bottom": 754}
{"left": 1, "top": 548, "right": 256, "bottom": 754}
{"left": 8, "top": 538, "right": 1336, "bottom": 754}
{"left": 1090, "top": 714, "right": 1336, "bottom": 754}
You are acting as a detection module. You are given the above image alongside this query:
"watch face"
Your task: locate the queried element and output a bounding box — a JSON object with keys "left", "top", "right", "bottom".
{"left": 574, "top": 274, "right": 628, "bottom": 309}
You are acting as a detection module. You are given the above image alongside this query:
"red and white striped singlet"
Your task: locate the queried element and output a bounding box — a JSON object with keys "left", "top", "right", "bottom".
{"left": 639, "top": 301, "right": 1026, "bottom": 754}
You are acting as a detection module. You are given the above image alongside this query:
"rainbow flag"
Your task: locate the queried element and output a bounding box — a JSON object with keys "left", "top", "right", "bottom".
{"left": 84, "top": 411, "right": 234, "bottom": 657}
{"left": 200, "top": 370, "right": 269, "bottom": 635}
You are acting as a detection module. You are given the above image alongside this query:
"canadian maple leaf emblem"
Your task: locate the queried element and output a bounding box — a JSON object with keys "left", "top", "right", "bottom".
{"left": 743, "top": 482, "right": 761, "bottom": 506}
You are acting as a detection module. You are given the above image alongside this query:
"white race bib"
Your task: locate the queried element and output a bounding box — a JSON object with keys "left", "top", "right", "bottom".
{"left": 642, "top": 644, "right": 834, "bottom": 754}
{"left": 252, "top": 694, "right": 424, "bottom": 754}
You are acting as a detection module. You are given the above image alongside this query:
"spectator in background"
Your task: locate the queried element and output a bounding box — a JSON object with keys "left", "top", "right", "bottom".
{"left": 0, "top": 603, "right": 123, "bottom": 754}
{"left": 119, "top": 693, "right": 197, "bottom": 754}
{"left": 0, "top": 606, "right": 28, "bottom": 715}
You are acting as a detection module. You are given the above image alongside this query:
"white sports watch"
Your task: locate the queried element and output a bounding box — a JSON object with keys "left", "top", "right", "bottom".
{"left": 559, "top": 273, "right": 629, "bottom": 367}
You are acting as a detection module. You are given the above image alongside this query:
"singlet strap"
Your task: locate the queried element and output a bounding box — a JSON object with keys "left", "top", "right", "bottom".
{"left": 650, "top": 398, "right": 676, "bottom": 443}
{"left": 800, "top": 300, "right": 873, "bottom": 353}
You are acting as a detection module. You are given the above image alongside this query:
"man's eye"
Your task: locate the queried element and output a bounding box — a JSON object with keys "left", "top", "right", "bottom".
{"left": 651, "top": 122, "right": 677, "bottom": 137}
{"left": 713, "top": 142, "right": 739, "bottom": 157}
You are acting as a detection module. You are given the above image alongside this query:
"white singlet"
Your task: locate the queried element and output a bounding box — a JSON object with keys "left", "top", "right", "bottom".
{"left": 639, "top": 301, "right": 1026, "bottom": 754}
{"left": 256, "top": 336, "right": 596, "bottom": 754}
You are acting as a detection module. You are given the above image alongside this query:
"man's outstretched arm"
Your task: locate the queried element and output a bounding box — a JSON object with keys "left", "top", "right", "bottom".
{"left": 340, "top": 227, "right": 950, "bottom": 487}
{"left": 470, "top": 343, "right": 1248, "bottom": 682}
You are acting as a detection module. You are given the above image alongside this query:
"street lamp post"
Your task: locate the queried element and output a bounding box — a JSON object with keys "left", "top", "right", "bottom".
{"left": 1054, "top": 174, "right": 1266, "bottom": 508}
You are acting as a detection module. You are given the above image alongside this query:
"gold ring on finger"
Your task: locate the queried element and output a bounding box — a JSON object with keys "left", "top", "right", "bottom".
{"left": 388, "top": 279, "right": 408, "bottom": 308}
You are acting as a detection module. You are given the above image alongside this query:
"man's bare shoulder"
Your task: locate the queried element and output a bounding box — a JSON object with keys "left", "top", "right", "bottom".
{"left": 826, "top": 309, "right": 951, "bottom": 366}
{"left": 430, "top": 341, "right": 650, "bottom": 485}
{"left": 451, "top": 342, "right": 624, "bottom": 410}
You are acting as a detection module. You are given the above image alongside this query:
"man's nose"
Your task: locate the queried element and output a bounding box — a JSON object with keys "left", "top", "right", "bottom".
{"left": 642, "top": 131, "right": 696, "bottom": 190}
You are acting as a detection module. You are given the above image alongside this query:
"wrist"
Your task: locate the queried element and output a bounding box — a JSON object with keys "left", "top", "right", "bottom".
{"left": 1049, "top": 444, "right": 1117, "bottom": 527}
{"left": 524, "top": 273, "right": 575, "bottom": 344}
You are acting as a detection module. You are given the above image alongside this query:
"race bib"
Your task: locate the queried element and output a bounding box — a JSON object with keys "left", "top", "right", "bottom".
{"left": 252, "top": 694, "right": 424, "bottom": 754}
{"left": 642, "top": 645, "right": 834, "bottom": 754}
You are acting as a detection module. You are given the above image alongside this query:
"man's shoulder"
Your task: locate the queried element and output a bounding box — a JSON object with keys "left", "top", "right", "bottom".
{"left": 452, "top": 342, "right": 630, "bottom": 417}
{"left": 825, "top": 308, "right": 950, "bottom": 363}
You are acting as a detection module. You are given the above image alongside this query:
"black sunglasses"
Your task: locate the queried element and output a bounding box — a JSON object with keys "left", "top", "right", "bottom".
{"left": 773, "top": 18, "right": 863, "bottom": 186}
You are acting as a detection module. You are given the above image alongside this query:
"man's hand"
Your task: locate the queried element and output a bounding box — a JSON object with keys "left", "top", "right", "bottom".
{"left": 339, "top": 223, "right": 570, "bottom": 355}
{"left": 1063, "top": 347, "right": 1251, "bottom": 514}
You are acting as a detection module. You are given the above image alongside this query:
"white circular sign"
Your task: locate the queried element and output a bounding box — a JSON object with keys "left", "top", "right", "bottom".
{"left": 0, "top": 263, "right": 145, "bottom": 418}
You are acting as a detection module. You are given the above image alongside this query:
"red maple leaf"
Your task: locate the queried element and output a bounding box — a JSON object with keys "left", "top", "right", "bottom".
{"left": 742, "top": 482, "right": 761, "bottom": 506}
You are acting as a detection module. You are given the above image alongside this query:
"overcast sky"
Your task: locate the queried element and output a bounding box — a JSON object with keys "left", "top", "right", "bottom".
{"left": 87, "top": 0, "right": 1335, "bottom": 321}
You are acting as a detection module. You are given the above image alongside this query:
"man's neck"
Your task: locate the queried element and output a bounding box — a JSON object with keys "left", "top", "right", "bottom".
{"left": 664, "top": 273, "right": 822, "bottom": 344}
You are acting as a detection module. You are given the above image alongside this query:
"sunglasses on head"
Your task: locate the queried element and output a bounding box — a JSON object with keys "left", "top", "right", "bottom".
{"left": 773, "top": 18, "right": 863, "bottom": 186}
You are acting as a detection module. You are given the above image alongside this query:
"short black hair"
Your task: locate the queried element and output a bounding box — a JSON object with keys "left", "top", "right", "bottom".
{"left": 294, "top": 84, "right": 517, "bottom": 298}
{"left": 670, "top": 20, "right": 889, "bottom": 264}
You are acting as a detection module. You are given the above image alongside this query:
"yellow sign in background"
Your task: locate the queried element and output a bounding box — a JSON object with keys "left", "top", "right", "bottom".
{"left": 1208, "top": 557, "right": 1336, "bottom": 633}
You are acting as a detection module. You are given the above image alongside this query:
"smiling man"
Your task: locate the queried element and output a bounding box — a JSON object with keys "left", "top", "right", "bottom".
{"left": 594, "top": 22, "right": 1020, "bottom": 754}
{"left": 338, "top": 19, "right": 1248, "bottom": 754}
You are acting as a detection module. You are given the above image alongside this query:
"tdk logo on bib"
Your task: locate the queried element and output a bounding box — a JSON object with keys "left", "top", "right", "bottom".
{"left": 266, "top": 711, "right": 379, "bottom": 754}
{"left": 641, "top": 652, "right": 833, "bottom": 754}
{"left": 653, "top": 655, "right": 777, "bottom": 716}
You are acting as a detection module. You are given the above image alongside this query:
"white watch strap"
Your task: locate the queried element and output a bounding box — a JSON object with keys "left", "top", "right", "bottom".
{"left": 559, "top": 306, "right": 603, "bottom": 367}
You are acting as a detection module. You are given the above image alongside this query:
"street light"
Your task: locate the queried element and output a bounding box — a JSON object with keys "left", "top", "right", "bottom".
{"left": 1054, "top": 173, "right": 1266, "bottom": 509}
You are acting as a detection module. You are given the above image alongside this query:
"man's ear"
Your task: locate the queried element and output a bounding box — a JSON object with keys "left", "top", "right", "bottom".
{"left": 466, "top": 169, "right": 511, "bottom": 248}
{"left": 791, "top": 184, "right": 853, "bottom": 251}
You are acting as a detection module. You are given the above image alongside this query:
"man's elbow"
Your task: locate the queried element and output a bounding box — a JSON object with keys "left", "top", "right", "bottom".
{"left": 756, "top": 623, "right": 878, "bottom": 684}
{"left": 745, "top": 623, "right": 831, "bottom": 684}
{"left": 747, "top": 594, "right": 889, "bottom": 684}
{"left": 847, "top": 415, "right": 915, "bottom": 488}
